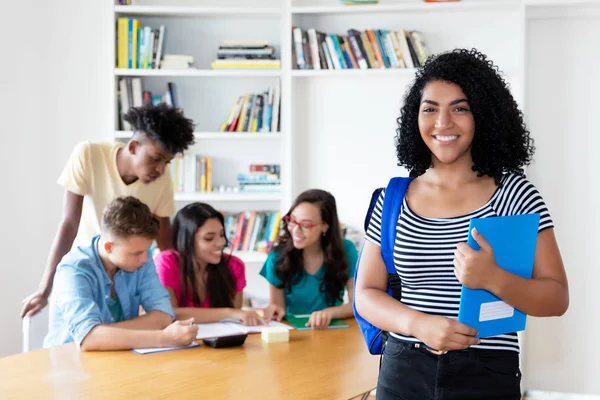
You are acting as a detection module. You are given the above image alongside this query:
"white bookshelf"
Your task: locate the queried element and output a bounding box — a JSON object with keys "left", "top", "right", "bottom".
{"left": 291, "top": 1, "right": 522, "bottom": 14}
{"left": 114, "top": 68, "right": 282, "bottom": 77}
{"left": 114, "top": 5, "right": 282, "bottom": 17}
{"left": 173, "top": 192, "right": 282, "bottom": 202}
{"left": 110, "top": 0, "right": 596, "bottom": 309}
{"left": 114, "top": 130, "right": 282, "bottom": 140}
{"left": 291, "top": 68, "right": 418, "bottom": 78}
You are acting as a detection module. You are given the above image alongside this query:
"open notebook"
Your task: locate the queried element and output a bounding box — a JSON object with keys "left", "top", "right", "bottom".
{"left": 285, "top": 315, "right": 349, "bottom": 330}
{"left": 196, "top": 319, "right": 293, "bottom": 340}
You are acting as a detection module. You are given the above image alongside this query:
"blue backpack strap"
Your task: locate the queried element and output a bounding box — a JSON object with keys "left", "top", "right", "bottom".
{"left": 380, "top": 177, "right": 412, "bottom": 274}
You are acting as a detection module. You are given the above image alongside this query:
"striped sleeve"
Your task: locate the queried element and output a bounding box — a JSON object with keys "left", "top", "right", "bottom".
{"left": 496, "top": 174, "right": 554, "bottom": 232}
{"left": 364, "top": 189, "right": 385, "bottom": 246}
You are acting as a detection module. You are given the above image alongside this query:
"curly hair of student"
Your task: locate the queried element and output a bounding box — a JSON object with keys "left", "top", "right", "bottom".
{"left": 395, "top": 48, "right": 535, "bottom": 184}
{"left": 124, "top": 103, "right": 196, "bottom": 154}
{"left": 273, "top": 190, "right": 348, "bottom": 307}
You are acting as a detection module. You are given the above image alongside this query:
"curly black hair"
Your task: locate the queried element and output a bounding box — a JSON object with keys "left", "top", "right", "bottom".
{"left": 273, "top": 189, "right": 348, "bottom": 307}
{"left": 124, "top": 103, "right": 195, "bottom": 154}
{"left": 396, "top": 48, "right": 534, "bottom": 184}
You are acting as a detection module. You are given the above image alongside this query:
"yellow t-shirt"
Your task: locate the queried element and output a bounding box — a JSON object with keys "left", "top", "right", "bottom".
{"left": 58, "top": 141, "right": 176, "bottom": 248}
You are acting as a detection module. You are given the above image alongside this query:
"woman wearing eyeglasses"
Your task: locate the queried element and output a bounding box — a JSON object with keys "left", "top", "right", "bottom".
{"left": 260, "top": 189, "right": 359, "bottom": 329}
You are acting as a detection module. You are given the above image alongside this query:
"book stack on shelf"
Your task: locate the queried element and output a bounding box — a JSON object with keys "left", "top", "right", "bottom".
{"left": 211, "top": 41, "right": 281, "bottom": 69}
{"left": 118, "top": 79, "right": 178, "bottom": 131}
{"left": 171, "top": 155, "right": 213, "bottom": 194}
{"left": 225, "top": 211, "right": 282, "bottom": 253}
{"left": 220, "top": 86, "right": 281, "bottom": 133}
{"left": 292, "top": 27, "right": 429, "bottom": 70}
{"left": 237, "top": 165, "right": 281, "bottom": 193}
{"left": 116, "top": 19, "right": 165, "bottom": 69}
{"left": 160, "top": 54, "right": 194, "bottom": 70}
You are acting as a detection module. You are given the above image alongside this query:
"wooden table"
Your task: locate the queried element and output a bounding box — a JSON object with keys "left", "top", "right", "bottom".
{"left": 0, "top": 319, "right": 379, "bottom": 400}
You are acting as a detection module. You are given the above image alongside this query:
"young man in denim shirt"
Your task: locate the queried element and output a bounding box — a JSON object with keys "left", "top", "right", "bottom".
{"left": 44, "top": 196, "right": 198, "bottom": 351}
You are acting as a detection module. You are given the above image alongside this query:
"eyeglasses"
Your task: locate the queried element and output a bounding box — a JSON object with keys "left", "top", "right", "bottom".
{"left": 283, "top": 215, "right": 322, "bottom": 233}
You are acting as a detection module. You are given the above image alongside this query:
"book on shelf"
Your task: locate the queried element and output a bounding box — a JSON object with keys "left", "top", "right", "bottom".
{"left": 237, "top": 164, "right": 281, "bottom": 194}
{"left": 220, "top": 85, "right": 281, "bottom": 133}
{"left": 116, "top": 19, "right": 165, "bottom": 70}
{"left": 292, "top": 27, "right": 429, "bottom": 70}
{"left": 160, "top": 54, "right": 194, "bottom": 70}
{"left": 212, "top": 41, "right": 280, "bottom": 69}
{"left": 117, "top": 79, "right": 179, "bottom": 130}
{"left": 224, "top": 210, "right": 281, "bottom": 253}
{"left": 171, "top": 154, "right": 213, "bottom": 194}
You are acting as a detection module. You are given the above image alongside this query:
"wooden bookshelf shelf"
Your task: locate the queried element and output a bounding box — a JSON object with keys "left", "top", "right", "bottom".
{"left": 114, "top": 68, "right": 282, "bottom": 78}
{"left": 114, "top": 5, "right": 281, "bottom": 17}
{"left": 174, "top": 192, "right": 282, "bottom": 202}
{"left": 114, "top": 131, "right": 282, "bottom": 140}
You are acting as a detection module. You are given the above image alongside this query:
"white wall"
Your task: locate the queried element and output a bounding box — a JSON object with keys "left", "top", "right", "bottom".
{"left": 524, "top": 6, "right": 600, "bottom": 395}
{"left": 0, "top": 1, "right": 111, "bottom": 357}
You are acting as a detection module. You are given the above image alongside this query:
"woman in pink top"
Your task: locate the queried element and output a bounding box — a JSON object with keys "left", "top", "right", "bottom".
{"left": 154, "top": 203, "right": 264, "bottom": 325}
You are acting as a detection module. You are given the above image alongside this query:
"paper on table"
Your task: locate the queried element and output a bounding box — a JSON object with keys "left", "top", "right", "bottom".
{"left": 195, "top": 322, "right": 245, "bottom": 339}
{"left": 196, "top": 320, "right": 293, "bottom": 339}
{"left": 241, "top": 321, "right": 293, "bottom": 333}
{"left": 132, "top": 342, "right": 200, "bottom": 354}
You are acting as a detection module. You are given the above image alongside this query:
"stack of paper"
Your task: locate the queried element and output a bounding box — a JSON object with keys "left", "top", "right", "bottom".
{"left": 196, "top": 320, "right": 292, "bottom": 340}
{"left": 133, "top": 342, "right": 200, "bottom": 355}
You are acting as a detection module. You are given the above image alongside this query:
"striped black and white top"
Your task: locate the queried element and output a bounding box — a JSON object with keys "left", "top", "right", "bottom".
{"left": 365, "top": 174, "right": 554, "bottom": 352}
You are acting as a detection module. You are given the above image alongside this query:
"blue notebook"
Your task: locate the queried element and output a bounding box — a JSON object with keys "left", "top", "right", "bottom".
{"left": 457, "top": 214, "right": 540, "bottom": 338}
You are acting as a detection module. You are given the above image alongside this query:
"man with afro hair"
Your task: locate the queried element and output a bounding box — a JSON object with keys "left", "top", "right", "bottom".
{"left": 22, "top": 103, "right": 195, "bottom": 318}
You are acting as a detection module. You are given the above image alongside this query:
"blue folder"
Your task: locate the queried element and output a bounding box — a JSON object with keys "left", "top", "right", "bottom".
{"left": 457, "top": 214, "right": 540, "bottom": 338}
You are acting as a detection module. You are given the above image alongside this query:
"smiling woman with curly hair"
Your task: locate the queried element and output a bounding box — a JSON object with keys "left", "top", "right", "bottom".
{"left": 354, "top": 49, "right": 569, "bottom": 400}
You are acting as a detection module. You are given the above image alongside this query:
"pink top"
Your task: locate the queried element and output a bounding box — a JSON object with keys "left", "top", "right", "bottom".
{"left": 154, "top": 250, "right": 246, "bottom": 308}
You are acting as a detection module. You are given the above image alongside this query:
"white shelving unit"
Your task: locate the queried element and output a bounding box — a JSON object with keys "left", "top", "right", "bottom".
{"left": 110, "top": 0, "right": 597, "bottom": 309}
{"left": 114, "top": 68, "right": 282, "bottom": 77}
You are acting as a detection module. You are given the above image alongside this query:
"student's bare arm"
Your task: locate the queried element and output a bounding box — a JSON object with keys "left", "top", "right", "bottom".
{"left": 156, "top": 217, "right": 173, "bottom": 251}
{"left": 111, "top": 310, "right": 172, "bottom": 330}
{"left": 80, "top": 320, "right": 198, "bottom": 351}
{"left": 21, "top": 190, "right": 83, "bottom": 318}
{"left": 484, "top": 228, "right": 569, "bottom": 317}
{"left": 263, "top": 285, "right": 286, "bottom": 321}
{"left": 327, "top": 279, "right": 355, "bottom": 319}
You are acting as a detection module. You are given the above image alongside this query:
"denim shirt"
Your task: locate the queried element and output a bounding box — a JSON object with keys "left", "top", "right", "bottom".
{"left": 44, "top": 235, "right": 175, "bottom": 348}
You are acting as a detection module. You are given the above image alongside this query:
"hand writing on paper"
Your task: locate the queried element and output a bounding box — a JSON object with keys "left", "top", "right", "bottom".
{"left": 453, "top": 228, "right": 500, "bottom": 290}
{"left": 161, "top": 318, "right": 198, "bottom": 347}
{"left": 263, "top": 304, "right": 286, "bottom": 322}
{"left": 233, "top": 309, "right": 265, "bottom": 326}
{"left": 306, "top": 309, "right": 333, "bottom": 330}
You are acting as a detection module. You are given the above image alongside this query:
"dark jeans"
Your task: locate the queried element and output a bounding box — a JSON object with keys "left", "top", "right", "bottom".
{"left": 376, "top": 336, "right": 522, "bottom": 400}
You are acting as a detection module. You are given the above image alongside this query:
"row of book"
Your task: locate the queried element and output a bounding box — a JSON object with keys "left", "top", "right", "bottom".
{"left": 171, "top": 155, "right": 213, "bottom": 194}
{"left": 292, "top": 27, "right": 429, "bottom": 70}
{"left": 220, "top": 85, "right": 281, "bottom": 133}
{"left": 225, "top": 211, "right": 282, "bottom": 253}
{"left": 237, "top": 165, "right": 281, "bottom": 193}
{"left": 118, "top": 78, "right": 178, "bottom": 131}
{"left": 211, "top": 41, "right": 281, "bottom": 69}
{"left": 116, "top": 18, "right": 165, "bottom": 69}
{"left": 171, "top": 160, "right": 280, "bottom": 194}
